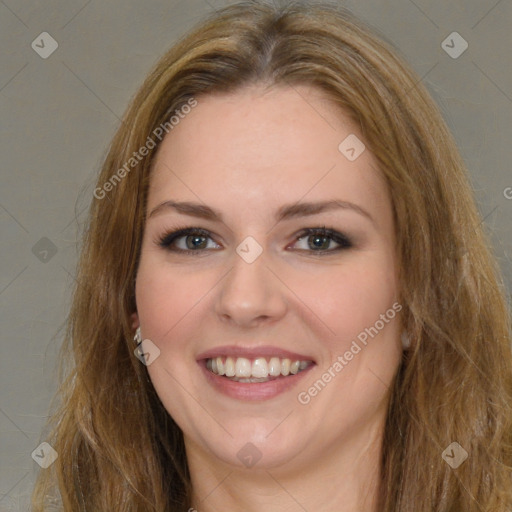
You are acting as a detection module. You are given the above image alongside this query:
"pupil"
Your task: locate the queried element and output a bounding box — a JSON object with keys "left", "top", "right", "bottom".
{"left": 187, "top": 235, "right": 206, "bottom": 249}
{"left": 310, "top": 235, "right": 328, "bottom": 250}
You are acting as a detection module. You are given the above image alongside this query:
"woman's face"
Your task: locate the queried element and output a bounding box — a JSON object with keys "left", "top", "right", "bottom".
{"left": 135, "top": 84, "right": 402, "bottom": 471}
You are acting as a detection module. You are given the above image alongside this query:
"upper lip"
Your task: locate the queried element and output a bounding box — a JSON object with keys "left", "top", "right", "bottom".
{"left": 196, "top": 345, "right": 316, "bottom": 362}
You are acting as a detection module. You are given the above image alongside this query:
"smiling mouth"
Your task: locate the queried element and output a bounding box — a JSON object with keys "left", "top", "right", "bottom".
{"left": 205, "top": 356, "right": 314, "bottom": 383}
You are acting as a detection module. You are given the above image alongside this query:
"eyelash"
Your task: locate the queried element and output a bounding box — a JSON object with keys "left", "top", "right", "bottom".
{"left": 156, "top": 225, "right": 353, "bottom": 256}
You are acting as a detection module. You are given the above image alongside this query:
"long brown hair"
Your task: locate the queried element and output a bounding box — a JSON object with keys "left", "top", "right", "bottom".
{"left": 32, "top": 1, "right": 512, "bottom": 510}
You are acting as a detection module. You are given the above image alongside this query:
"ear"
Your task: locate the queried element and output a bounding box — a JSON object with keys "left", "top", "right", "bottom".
{"left": 130, "top": 312, "right": 140, "bottom": 330}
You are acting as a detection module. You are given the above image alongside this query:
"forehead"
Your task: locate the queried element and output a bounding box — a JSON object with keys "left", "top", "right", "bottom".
{"left": 148, "top": 85, "right": 390, "bottom": 226}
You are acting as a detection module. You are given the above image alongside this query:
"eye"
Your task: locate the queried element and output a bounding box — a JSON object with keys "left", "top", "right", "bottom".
{"left": 156, "top": 225, "right": 352, "bottom": 255}
{"left": 291, "top": 226, "right": 353, "bottom": 254}
{"left": 157, "top": 227, "right": 221, "bottom": 254}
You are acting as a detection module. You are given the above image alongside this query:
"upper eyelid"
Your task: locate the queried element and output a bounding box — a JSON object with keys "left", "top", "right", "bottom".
{"left": 157, "top": 226, "right": 351, "bottom": 251}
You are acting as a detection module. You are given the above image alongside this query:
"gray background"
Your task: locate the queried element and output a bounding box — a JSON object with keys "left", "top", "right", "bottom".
{"left": 1, "top": 0, "right": 511, "bottom": 509}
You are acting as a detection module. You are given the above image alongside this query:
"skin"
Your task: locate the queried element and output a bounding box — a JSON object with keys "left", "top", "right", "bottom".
{"left": 134, "top": 84, "right": 403, "bottom": 511}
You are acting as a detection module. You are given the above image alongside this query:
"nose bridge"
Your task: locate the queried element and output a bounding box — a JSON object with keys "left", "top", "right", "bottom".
{"left": 215, "top": 244, "right": 287, "bottom": 326}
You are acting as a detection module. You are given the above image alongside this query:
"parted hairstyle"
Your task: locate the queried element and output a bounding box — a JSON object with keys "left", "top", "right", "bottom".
{"left": 32, "top": 1, "right": 512, "bottom": 510}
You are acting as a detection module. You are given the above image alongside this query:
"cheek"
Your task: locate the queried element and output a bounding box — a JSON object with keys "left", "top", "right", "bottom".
{"left": 135, "top": 259, "right": 203, "bottom": 391}
{"left": 290, "top": 254, "right": 398, "bottom": 345}
{"left": 135, "top": 256, "right": 213, "bottom": 341}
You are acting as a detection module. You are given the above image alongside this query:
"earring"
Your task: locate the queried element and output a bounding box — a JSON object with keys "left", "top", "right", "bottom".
{"left": 401, "top": 331, "right": 411, "bottom": 350}
{"left": 134, "top": 327, "right": 142, "bottom": 345}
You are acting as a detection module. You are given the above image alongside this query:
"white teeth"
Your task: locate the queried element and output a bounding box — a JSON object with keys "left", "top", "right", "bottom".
{"left": 206, "top": 356, "right": 312, "bottom": 379}
{"left": 268, "top": 357, "right": 281, "bottom": 377}
{"left": 251, "top": 358, "right": 268, "bottom": 378}
{"left": 281, "top": 359, "right": 290, "bottom": 376}
{"left": 225, "top": 357, "right": 235, "bottom": 377}
{"left": 216, "top": 357, "right": 225, "bottom": 376}
{"left": 235, "top": 357, "right": 252, "bottom": 378}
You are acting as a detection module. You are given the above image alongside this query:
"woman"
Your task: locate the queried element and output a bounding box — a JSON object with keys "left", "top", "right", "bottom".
{"left": 32, "top": 1, "right": 512, "bottom": 510}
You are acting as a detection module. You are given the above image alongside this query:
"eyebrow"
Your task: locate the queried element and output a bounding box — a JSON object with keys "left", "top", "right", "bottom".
{"left": 148, "top": 199, "right": 375, "bottom": 226}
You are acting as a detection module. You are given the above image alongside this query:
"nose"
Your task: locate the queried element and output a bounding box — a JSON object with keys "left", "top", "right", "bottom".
{"left": 214, "top": 248, "right": 288, "bottom": 328}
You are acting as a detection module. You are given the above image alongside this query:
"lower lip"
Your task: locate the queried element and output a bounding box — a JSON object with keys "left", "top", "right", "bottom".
{"left": 199, "top": 360, "right": 315, "bottom": 401}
